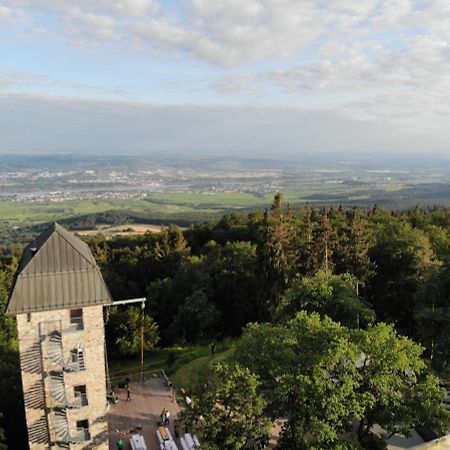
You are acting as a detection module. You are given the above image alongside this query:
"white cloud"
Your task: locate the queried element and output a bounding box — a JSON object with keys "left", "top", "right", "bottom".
{"left": 0, "top": 5, "right": 12, "bottom": 19}
{"left": 0, "top": 67, "right": 129, "bottom": 97}
{"left": 1, "top": 0, "right": 446, "bottom": 67}
{"left": 1, "top": 0, "right": 450, "bottom": 144}
{"left": 0, "top": 0, "right": 372, "bottom": 64}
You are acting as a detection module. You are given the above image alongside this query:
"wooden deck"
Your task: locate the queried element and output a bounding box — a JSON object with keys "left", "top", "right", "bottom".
{"left": 108, "top": 376, "right": 181, "bottom": 450}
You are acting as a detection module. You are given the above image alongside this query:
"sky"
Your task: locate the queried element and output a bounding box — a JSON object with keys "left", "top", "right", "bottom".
{"left": 0, "top": 0, "right": 449, "bottom": 156}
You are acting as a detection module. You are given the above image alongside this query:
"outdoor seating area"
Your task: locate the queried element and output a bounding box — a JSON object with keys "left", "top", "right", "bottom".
{"left": 108, "top": 375, "right": 182, "bottom": 450}
{"left": 156, "top": 426, "right": 177, "bottom": 449}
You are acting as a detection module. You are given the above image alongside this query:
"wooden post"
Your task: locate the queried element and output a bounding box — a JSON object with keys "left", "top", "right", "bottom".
{"left": 141, "top": 299, "right": 145, "bottom": 381}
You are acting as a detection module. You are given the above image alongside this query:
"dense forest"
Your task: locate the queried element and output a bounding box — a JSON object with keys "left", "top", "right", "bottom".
{"left": 1, "top": 195, "right": 450, "bottom": 448}
{"left": 90, "top": 196, "right": 450, "bottom": 368}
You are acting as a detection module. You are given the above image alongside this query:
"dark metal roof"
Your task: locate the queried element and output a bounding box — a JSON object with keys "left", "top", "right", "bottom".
{"left": 7, "top": 223, "right": 112, "bottom": 315}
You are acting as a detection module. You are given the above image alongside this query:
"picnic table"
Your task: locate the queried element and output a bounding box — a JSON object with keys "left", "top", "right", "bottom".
{"left": 130, "top": 433, "right": 147, "bottom": 450}
{"left": 180, "top": 433, "right": 200, "bottom": 449}
{"left": 156, "top": 426, "right": 179, "bottom": 450}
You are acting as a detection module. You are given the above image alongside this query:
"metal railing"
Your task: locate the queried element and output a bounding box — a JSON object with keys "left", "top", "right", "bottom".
{"left": 73, "top": 393, "right": 88, "bottom": 407}
{"left": 65, "top": 356, "right": 85, "bottom": 372}
{"left": 38, "top": 317, "right": 84, "bottom": 337}
{"left": 73, "top": 429, "right": 91, "bottom": 443}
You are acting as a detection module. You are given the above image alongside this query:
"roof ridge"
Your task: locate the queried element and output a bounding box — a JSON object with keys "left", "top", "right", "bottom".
{"left": 7, "top": 222, "right": 113, "bottom": 314}
{"left": 17, "top": 222, "right": 56, "bottom": 273}
{"left": 52, "top": 223, "right": 97, "bottom": 270}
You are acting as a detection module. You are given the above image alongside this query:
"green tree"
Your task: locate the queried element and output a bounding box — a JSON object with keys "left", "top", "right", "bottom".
{"left": 0, "top": 257, "right": 27, "bottom": 449}
{"left": 297, "top": 207, "right": 314, "bottom": 274}
{"left": 234, "top": 322, "right": 294, "bottom": 392}
{"left": 276, "top": 271, "right": 375, "bottom": 328}
{"left": 236, "top": 313, "right": 449, "bottom": 449}
{"left": 0, "top": 344, "right": 27, "bottom": 449}
{"left": 0, "top": 417, "right": 6, "bottom": 450}
{"left": 276, "top": 314, "right": 362, "bottom": 450}
{"left": 414, "top": 264, "right": 450, "bottom": 369}
{"left": 341, "top": 209, "right": 374, "bottom": 297}
{"left": 257, "top": 193, "right": 298, "bottom": 314}
{"left": 237, "top": 313, "right": 362, "bottom": 448}
{"left": 106, "top": 306, "right": 159, "bottom": 356}
{"left": 153, "top": 224, "right": 191, "bottom": 276}
{"left": 368, "top": 220, "right": 433, "bottom": 335}
{"left": 146, "top": 255, "right": 211, "bottom": 343}
{"left": 207, "top": 241, "right": 260, "bottom": 333}
{"left": 179, "top": 363, "right": 271, "bottom": 450}
{"left": 0, "top": 261, "right": 17, "bottom": 345}
{"left": 169, "top": 289, "right": 219, "bottom": 343}
{"left": 308, "top": 209, "right": 337, "bottom": 274}
{"left": 423, "top": 224, "right": 450, "bottom": 263}
{"left": 353, "top": 323, "right": 449, "bottom": 443}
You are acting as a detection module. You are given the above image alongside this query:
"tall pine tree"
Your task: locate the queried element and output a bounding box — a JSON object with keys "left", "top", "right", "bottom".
{"left": 344, "top": 209, "right": 374, "bottom": 297}
{"left": 258, "top": 193, "right": 298, "bottom": 315}
{"left": 308, "top": 209, "right": 336, "bottom": 273}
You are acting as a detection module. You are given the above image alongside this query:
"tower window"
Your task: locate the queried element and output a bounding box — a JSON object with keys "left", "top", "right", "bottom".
{"left": 70, "top": 348, "right": 86, "bottom": 371}
{"left": 69, "top": 309, "right": 84, "bottom": 331}
{"left": 74, "top": 385, "right": 88, "bottom": 407}
{"left": 76, "top": 420, "right": 90, "bottom": 442}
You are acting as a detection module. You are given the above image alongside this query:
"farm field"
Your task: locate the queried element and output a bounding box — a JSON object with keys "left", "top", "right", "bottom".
{"left": 76, "top": 223, "right": 169, "bottom": 236}
{"left": 3, "top": 182, "right": 450, "bottom": 241}
{"left": 0, "top": 197, "right": 221, "bottom": 226}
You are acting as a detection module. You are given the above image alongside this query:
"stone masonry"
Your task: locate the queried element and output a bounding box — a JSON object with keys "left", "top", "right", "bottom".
{"left": 17, "top": 305, "right": 108, "bottom": 450}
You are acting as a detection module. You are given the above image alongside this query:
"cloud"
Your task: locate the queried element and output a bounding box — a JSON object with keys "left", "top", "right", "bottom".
{"left": 1, "top": 1, "right": 446, "bottom": 67}
{"left": 0, "top": 67, "right": 130, "bottom": 97}
{"left": 1, "top": 0, "right": 449, "bottom": 148}
{"left": 0, "top": 94, "right": 447, "bottom": 155}
{"left": 0, "top": 1, "right": 405, "bottom": 64}
{"left": 0, "top": 5, "right": 12, "bottom": 20}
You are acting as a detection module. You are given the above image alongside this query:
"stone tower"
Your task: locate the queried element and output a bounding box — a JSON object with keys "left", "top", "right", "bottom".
{"left": 7, "top": 223, "right": 112, "bottom": 450}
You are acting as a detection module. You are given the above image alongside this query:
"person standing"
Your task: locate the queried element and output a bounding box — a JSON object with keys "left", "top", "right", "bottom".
{"left": 165, "top": 409, "right": 170, "bottom": 426}
{"left": 127, "top": 388, "right": 131, "bottom": 401}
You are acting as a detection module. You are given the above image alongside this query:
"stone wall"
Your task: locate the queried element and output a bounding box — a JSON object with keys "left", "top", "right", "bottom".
{"left": 17, "top": 305, "right": 109, "bottom": 450}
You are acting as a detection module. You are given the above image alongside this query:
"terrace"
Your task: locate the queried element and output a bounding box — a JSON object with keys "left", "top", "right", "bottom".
{"left": 108, "top": 375, "right": 181, "bottom": 450}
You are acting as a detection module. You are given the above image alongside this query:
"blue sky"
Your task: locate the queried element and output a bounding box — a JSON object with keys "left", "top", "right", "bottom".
{"left": 0, "top": 0, "right": 449, "bottom": 155}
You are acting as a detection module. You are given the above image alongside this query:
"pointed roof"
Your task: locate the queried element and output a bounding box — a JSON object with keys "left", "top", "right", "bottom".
{"left": 7, "top": 223, "right": 112, "bottom": 315}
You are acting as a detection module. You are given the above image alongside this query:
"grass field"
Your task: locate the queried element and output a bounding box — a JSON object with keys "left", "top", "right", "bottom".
{"left": 170, "top": 347, "right": 234, "bottom": 392}
{"left": 76, "top": 223, "right": 166, "bottom": 236}
{"left": 0, "top": 197, "right": 224, "bottom": 226}
{"left": 1, "top": 182, "right": 444, "bottom": 232}
{"left": 0, "top": 188, "right": 352, "bottom": 227}
{"left": 107, "top": 342, "right": 234, "bottom": 392}
{"left": 0, "top": 199, "right": 150, "bottom": 224}
{"left": 145, "top": 192, "right": 272, "bottom": 207}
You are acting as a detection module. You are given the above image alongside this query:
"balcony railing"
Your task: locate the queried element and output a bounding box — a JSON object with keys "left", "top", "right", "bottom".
{"left": 73, "top": 429, "right": 91, "bottom": 443}
{"left": 73, "top": 393, "right": 88, "bottom": 407}
{"left": 38, "top": 317, "right": 84, "bottom": 338}
{"left": 64, "top": 359, "right": 85, "bottom": 373}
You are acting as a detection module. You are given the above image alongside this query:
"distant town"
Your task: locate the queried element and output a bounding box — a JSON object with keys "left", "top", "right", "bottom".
{"left": 1, "top": 153, "right": 449, "bottom": 205}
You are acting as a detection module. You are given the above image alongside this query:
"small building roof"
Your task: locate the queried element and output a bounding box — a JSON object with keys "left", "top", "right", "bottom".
{"left": 7, "top": 223, "right": 113, "bottom": 315}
